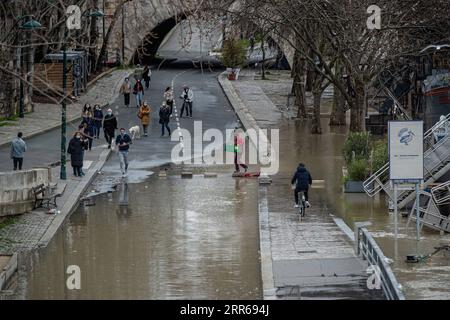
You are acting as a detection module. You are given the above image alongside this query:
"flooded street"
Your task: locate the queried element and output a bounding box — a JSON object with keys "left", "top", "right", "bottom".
{"left": 24, "top": 170, "right": 262, "bottom": 299}
{"left": 273, "top": 117, "right": 450, "bottom": 299}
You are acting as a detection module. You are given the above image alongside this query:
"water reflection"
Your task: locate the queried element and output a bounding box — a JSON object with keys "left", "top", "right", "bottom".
{"left": 25, "top": 173, "right": 262, "bottom": 299}
{"left": 275, "top": 118, "right": 450, "bottom": 299}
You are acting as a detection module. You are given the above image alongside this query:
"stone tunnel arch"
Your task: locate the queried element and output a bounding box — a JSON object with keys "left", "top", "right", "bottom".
{"left": 106, "top": 0, "right": 294, "bottom": 68}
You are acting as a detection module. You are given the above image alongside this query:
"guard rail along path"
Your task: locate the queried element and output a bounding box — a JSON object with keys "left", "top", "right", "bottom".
{"left": 354, "top": 223, "right": 406, "bottom": 300}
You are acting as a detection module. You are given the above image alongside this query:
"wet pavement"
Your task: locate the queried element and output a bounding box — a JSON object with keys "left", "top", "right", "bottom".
{"left": 17, "top": 65, "right": 260, "bottom": 300}
{"left": 24, "top": 170, "right": 262, "bottom": 299}
{"left": 254, "top": 70, "right": 450, "bottom": 299}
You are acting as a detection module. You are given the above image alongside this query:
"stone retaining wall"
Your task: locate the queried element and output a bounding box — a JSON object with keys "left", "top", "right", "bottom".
{"left": 0, "top": 168, "right": 50, "bottom": 217}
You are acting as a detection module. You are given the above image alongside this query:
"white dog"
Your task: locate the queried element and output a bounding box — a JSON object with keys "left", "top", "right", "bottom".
{"left": 129, "top": 126, "right": 141, "bottom": 140}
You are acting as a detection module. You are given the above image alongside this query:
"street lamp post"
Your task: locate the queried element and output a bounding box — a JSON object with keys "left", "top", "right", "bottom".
{"left": 61, "top": 29, "right": 68, "bottom": 180}
{"left": 60, "top": 8, "right": 105, "bottom": 180}
{"left": 18, "top": 18, "right": 42, "bottom": 118}
{"left": 102, "top": 0, "right": 107, "bottom": 68}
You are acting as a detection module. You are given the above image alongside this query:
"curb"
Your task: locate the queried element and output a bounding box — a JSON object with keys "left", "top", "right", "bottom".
{"left": 38, "top": 148, "right": 112, "bottom": 247}
{"left": 0, "top": 252, "right": 18, "bottom": 291}
{"left": 217, "top": 71, "right": 276, "bottom": 300}
{"left": 0, "top": 70, "right": 132, "bottom": 149}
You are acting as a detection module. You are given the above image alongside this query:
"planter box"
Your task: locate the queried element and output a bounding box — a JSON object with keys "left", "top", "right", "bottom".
{"left": 344, "top": 181, "right": 365, "bottom": 193}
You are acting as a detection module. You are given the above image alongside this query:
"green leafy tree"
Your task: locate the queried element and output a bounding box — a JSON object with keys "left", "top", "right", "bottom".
{"left": 220, "top": 39, "right": 247, "bottom": 68}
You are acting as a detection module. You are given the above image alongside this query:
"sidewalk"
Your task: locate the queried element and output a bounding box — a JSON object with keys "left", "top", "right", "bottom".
{"left": 0, "top": 69, "right": 131, "bottom": 148}
{"left": 218, "top": 71, "right": 384, "bottom": 299}
{"left": 0, "top": 145, "right": 111, "bottom": 255}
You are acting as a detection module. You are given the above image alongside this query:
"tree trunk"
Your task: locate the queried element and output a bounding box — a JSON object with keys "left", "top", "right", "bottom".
{"left": 260, "top": 35, "right": 266, "bottom": 80}
{"left": 292, "top": 51, "right": 306, "bottom": 118}
{"left": 311, "top": 89, "right": 322, "bottom": 134}
{"left": 349, "top": 79, "right": 366, "bottom": 132}
{"left": 96, "top": 1, "right": 127, "bottom": 71}
{"left": 330, "top": 84, "right": 346, "bottom": 125}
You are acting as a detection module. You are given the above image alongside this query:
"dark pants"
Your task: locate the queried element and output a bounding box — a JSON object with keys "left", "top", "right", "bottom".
{"left": 144, "top": 78, "right": 150, "bottom": 89}
{"left": 104, "top": 129, "right": 115, "bottom": 147}
{"left": 180, "top": 101, "right": 192, "bottom": 117}
{"left": 124, "top": 93, "right": 130, "bottom": 107}
{"left": 94, "top": 123, "right": 101, "bottom": 138}
{"left": 86, "top": 137, "right": 93, "bottom": 150}
{"left": 13, "top": 157, "right": 23, "bottom": 170}
{"left": 143, "top": 124, "right": 149, "bottom": 135}
{"left": 167, "top": 100, "right": 173, "bottom": 115}
{"left": 234, "top": 152, "right": 248, "bottom": 172}
{"left": 294, "top": 187, "right": 309, "bottom": 204}
{"left": 73, "top": 166, "right": 82, "bottom": 177}
{"left": 161, "top": 122, "right": 171, "bottom": 136}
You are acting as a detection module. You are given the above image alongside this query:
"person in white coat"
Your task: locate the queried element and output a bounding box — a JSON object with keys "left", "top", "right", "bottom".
{"left": 179, "top": 85, "right": 194, "bottom": 118}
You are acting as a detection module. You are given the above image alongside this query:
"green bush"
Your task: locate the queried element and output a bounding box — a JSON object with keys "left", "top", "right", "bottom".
{"left": 371, "top": 138, "right": 388, "bottom": 173}
{"left": 343, "top": 132, "right": 371, "bottom": 163}
{"left": 347, "top": 159, "right": 369, "bottom": 181}
{"left": 220, "top": 39, "right": 247, "bottom": 68}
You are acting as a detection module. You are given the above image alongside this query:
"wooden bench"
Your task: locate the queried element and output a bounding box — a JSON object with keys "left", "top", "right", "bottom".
{"left": 32, "top": 183, "right": 62, "bottom": 210}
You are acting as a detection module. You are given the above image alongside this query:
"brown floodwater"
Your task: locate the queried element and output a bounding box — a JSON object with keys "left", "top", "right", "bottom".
{"left": 24, "top": 172, "right": 262, "bottom": 299}
{"left": 23, "top": 114, "right": 450, "bottom": 300}
{"left": 274, "top": 117, "right": 450, "bottom": 300}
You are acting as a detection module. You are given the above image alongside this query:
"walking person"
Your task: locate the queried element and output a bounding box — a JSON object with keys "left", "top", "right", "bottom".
{"left": 120, "top": 77, "right": 132, "bottom": 108}
{"left": 103, "top": 108, "right": 118, "bottom": 149}
{"left": 93, "top": 104, "right": 103, "bottom": 139}
{"left": 179, "top": 85, "right": 194, "bottom": 118}
{"left": 133, "top": 79, "right": 144, "bottom": 108}
{"left": 115, "top": 128, "right": 132, "bottom": 176}
{"left": 159, "top": 102, "right": 171, "bottom": 137}
{"left": 67, "top": 131, "right": 87, "bottom": 177}
{"left": 138, "top": 101, "right": 151, "bottom": 137}
{"left": 164, "top": 86, "right": 174, "bottom": 117}
{"left": 82, "top": 103, "right": 92, "bottom": 121}
{"left": 81, "top": 113, "right": 95, "bottom": 151}
{"left": 291, "top": 163, "right": 312, "bottom": 208}
{"left": 10, "top": 132, "right": 27, "bottom": 171}
{"left": 143, "top": 65, "right": 152, "bottom": 89}
{"left": 233, "top": 127, "right": 248, "bottom": 173}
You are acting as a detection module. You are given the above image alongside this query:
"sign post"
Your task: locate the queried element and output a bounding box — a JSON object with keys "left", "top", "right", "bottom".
{"left": 388, "top": 121, "right": 424, "bottom": 240}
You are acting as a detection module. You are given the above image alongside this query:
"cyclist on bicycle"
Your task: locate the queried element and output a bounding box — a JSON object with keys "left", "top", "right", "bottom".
{"left": 291, "top": 163, "right": 312, "bottom": 208}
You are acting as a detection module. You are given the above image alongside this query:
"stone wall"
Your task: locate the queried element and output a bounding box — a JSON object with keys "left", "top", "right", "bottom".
{"left": 106, "top": 0, "right": 295, "bottom": 68}
{"left": 0, "top": 168, "right": 50, "bottom": 217}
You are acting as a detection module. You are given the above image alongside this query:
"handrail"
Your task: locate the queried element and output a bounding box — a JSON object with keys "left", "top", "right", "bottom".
{"left": 431, "top": 181, "right": 450, "bottom": 205}
{"left": 355, "top": 225, "right": 405, "bottom": 300}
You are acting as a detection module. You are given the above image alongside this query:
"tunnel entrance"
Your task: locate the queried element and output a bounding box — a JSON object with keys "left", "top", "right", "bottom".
{"left": 132, "top": 15, "right": 187, "bottom": 65}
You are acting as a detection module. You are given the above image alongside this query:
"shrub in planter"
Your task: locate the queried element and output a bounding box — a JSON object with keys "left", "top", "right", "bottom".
{"left": 343, "top": 132, "right": 371, "bottom": 163}
{"left": 347, "top": 159, "right": 369, "bottom": 181}
{"left": 371, "top": 138, "right": 388, "bottom": 173}
{"left": 220, "top": 39, "right": 247, "bottom": 76}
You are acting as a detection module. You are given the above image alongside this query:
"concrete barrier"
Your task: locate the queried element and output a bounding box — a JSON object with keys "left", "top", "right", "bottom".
{"left": 0, "top": 168, "right": 50, "bottom": 217}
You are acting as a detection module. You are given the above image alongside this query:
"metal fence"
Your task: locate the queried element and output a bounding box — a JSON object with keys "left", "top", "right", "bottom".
{"left": 355, "top": 224, "right": 406, "bottom": 300}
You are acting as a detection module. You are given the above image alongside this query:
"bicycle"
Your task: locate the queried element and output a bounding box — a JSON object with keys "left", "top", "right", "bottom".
{"left": 297, "top": 191, "right": 306, "bottom": 220}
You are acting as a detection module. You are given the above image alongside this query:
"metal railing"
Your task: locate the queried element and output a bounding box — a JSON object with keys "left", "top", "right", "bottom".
{"left": 355, "top": 224, "right": 405, "bottom": 300}
{"left": 407, "top": 190, "right": 450, "bottom": 233}
{"left": 432, "top": 181, "right": 450, "bottom": 205}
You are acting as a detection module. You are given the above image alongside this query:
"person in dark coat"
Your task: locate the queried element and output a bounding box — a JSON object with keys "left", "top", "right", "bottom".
{"left": 133, "top": 79, "right": 144, "bottom": 108}
{"left": 93, "top": 104, "right": 104, "bottom": 139}
{"left": 81, "top": 113, "right": 95, "bottom": 150}
{"left": 291, "top": 163, "right": 312, "bottom": 208}
{"left": 142, "top": 65, "right": 151, "bottom": 89}
{"left": 68, "top": 131, "right": 87, "bottom": 177}
{"left": 159, "top": 103, "right": 171, "bottom": 137}
{"left": 103, "top": 108, "right": 117, "bottom": 149}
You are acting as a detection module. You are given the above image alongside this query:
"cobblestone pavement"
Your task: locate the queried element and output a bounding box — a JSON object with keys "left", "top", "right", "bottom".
{"left": 0, "top": 146, "right": 107, "bottom": 255}
{"left": 0, "top": 69, "right": 131, "bottom": 148}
